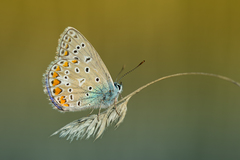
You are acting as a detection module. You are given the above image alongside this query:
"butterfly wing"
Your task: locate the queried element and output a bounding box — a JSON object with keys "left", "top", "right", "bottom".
{"left": 43, "top": 27, "right": 118, "bottom": 112}
{"left": 57, "top": 27, "right": 113, "bottom": 86}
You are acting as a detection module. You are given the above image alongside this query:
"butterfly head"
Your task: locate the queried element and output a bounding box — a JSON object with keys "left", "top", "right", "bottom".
{"left": 114, "top": 82, "right": 123, "bottom": 93}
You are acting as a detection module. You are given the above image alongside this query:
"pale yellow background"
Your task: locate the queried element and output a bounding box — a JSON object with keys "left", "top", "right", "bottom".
{"left": 1, "top": 0, "right": 240, "bottom": 160}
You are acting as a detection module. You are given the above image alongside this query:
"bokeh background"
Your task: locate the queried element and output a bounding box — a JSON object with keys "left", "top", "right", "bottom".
{"left": 1, "top": 0, "right": 240, "bottom": 160}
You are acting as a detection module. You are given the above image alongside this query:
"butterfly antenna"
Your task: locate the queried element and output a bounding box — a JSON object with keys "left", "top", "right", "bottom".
{"left": 115, "top": 65, "right": 126, "bottom": 81}
{"left": 117, "top": 60, "right": 145, "bottom": 83}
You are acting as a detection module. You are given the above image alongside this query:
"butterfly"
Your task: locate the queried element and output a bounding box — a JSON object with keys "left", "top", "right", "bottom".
{"left": 43, "top": 27, "right": 123, "bottom": 113}
{"left": 44, "top": 28, "right": 240, "bottom": 141}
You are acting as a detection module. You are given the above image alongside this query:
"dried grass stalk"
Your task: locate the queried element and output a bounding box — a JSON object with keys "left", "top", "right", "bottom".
{"left": 51, "top": 72, "right": 240, "bottom": 141}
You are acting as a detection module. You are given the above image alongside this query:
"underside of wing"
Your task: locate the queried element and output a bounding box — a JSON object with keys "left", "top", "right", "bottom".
{"left": 43, "top": 27, "right": 119, "bottom": 112}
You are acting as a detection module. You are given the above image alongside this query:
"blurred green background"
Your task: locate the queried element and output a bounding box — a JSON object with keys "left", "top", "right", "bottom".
{"left": 1, "top": 0, "right": 240, "bottom": 160}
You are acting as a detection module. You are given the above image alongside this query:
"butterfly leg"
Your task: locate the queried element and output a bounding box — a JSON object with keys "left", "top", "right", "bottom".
{"left": 114, "top": 98, "right": 120, "bottom": 116}
{"left": 97, "top": 101, "right": 104, "bottom": 121}
{"left": 120, "top": 93, "right": 123, "bottom": 99}
{"left": 97, "top": 106, "right": 102, "bottom": 121}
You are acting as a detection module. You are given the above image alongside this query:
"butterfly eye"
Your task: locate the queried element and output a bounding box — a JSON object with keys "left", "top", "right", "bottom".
{"left": 81, "top": 42, "right": 85, "bottom": 48}
{"left": 117, "top": 85, "right": 121, "bottom": 90}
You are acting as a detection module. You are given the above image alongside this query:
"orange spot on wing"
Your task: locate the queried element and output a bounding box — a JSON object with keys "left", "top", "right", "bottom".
{"left": 72, "top": 60, "right": 78, "bottom": 63}
{"left": 63, "top": 61, "right": 69, "bottom": 67}
{"left": 53, "top": 87, "right": 62, "bottom": 95}
{"left": 64, "top": 51, "right": 68, "bottom": 56}
{"left": 60, "top": 96, "right": 64, "bottom": 101}
{"left": 63, "top": 104, "right": 69, "bottom": 107}
{"left": 52, "top": 72, "right": 59, "bottom": 78}
{"left": 59, "top": 96, "right": 68, "bottom": 106}
{"left": 52, "top": 79, "right": 61, "bottom": 86}
{"left": 60, "top": 99, "right": 66, "bottom": 104}
{"left": 55, "top": 66, "right": 61, "bottom": 71}
{"left": 65, "top": 44, "right": 69, "bottom": 49}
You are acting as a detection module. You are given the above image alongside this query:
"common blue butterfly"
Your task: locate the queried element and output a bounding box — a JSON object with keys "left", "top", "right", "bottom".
{"left": 44, "top": 27, "right": 240, "bottom": 141}
{"left": 43, "top": 27, "right": 123, "bottom": 112}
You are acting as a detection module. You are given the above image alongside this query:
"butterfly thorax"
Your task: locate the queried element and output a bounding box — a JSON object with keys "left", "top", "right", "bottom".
{"left": 102, "top": 82, "right": 123, "bottom": 105}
